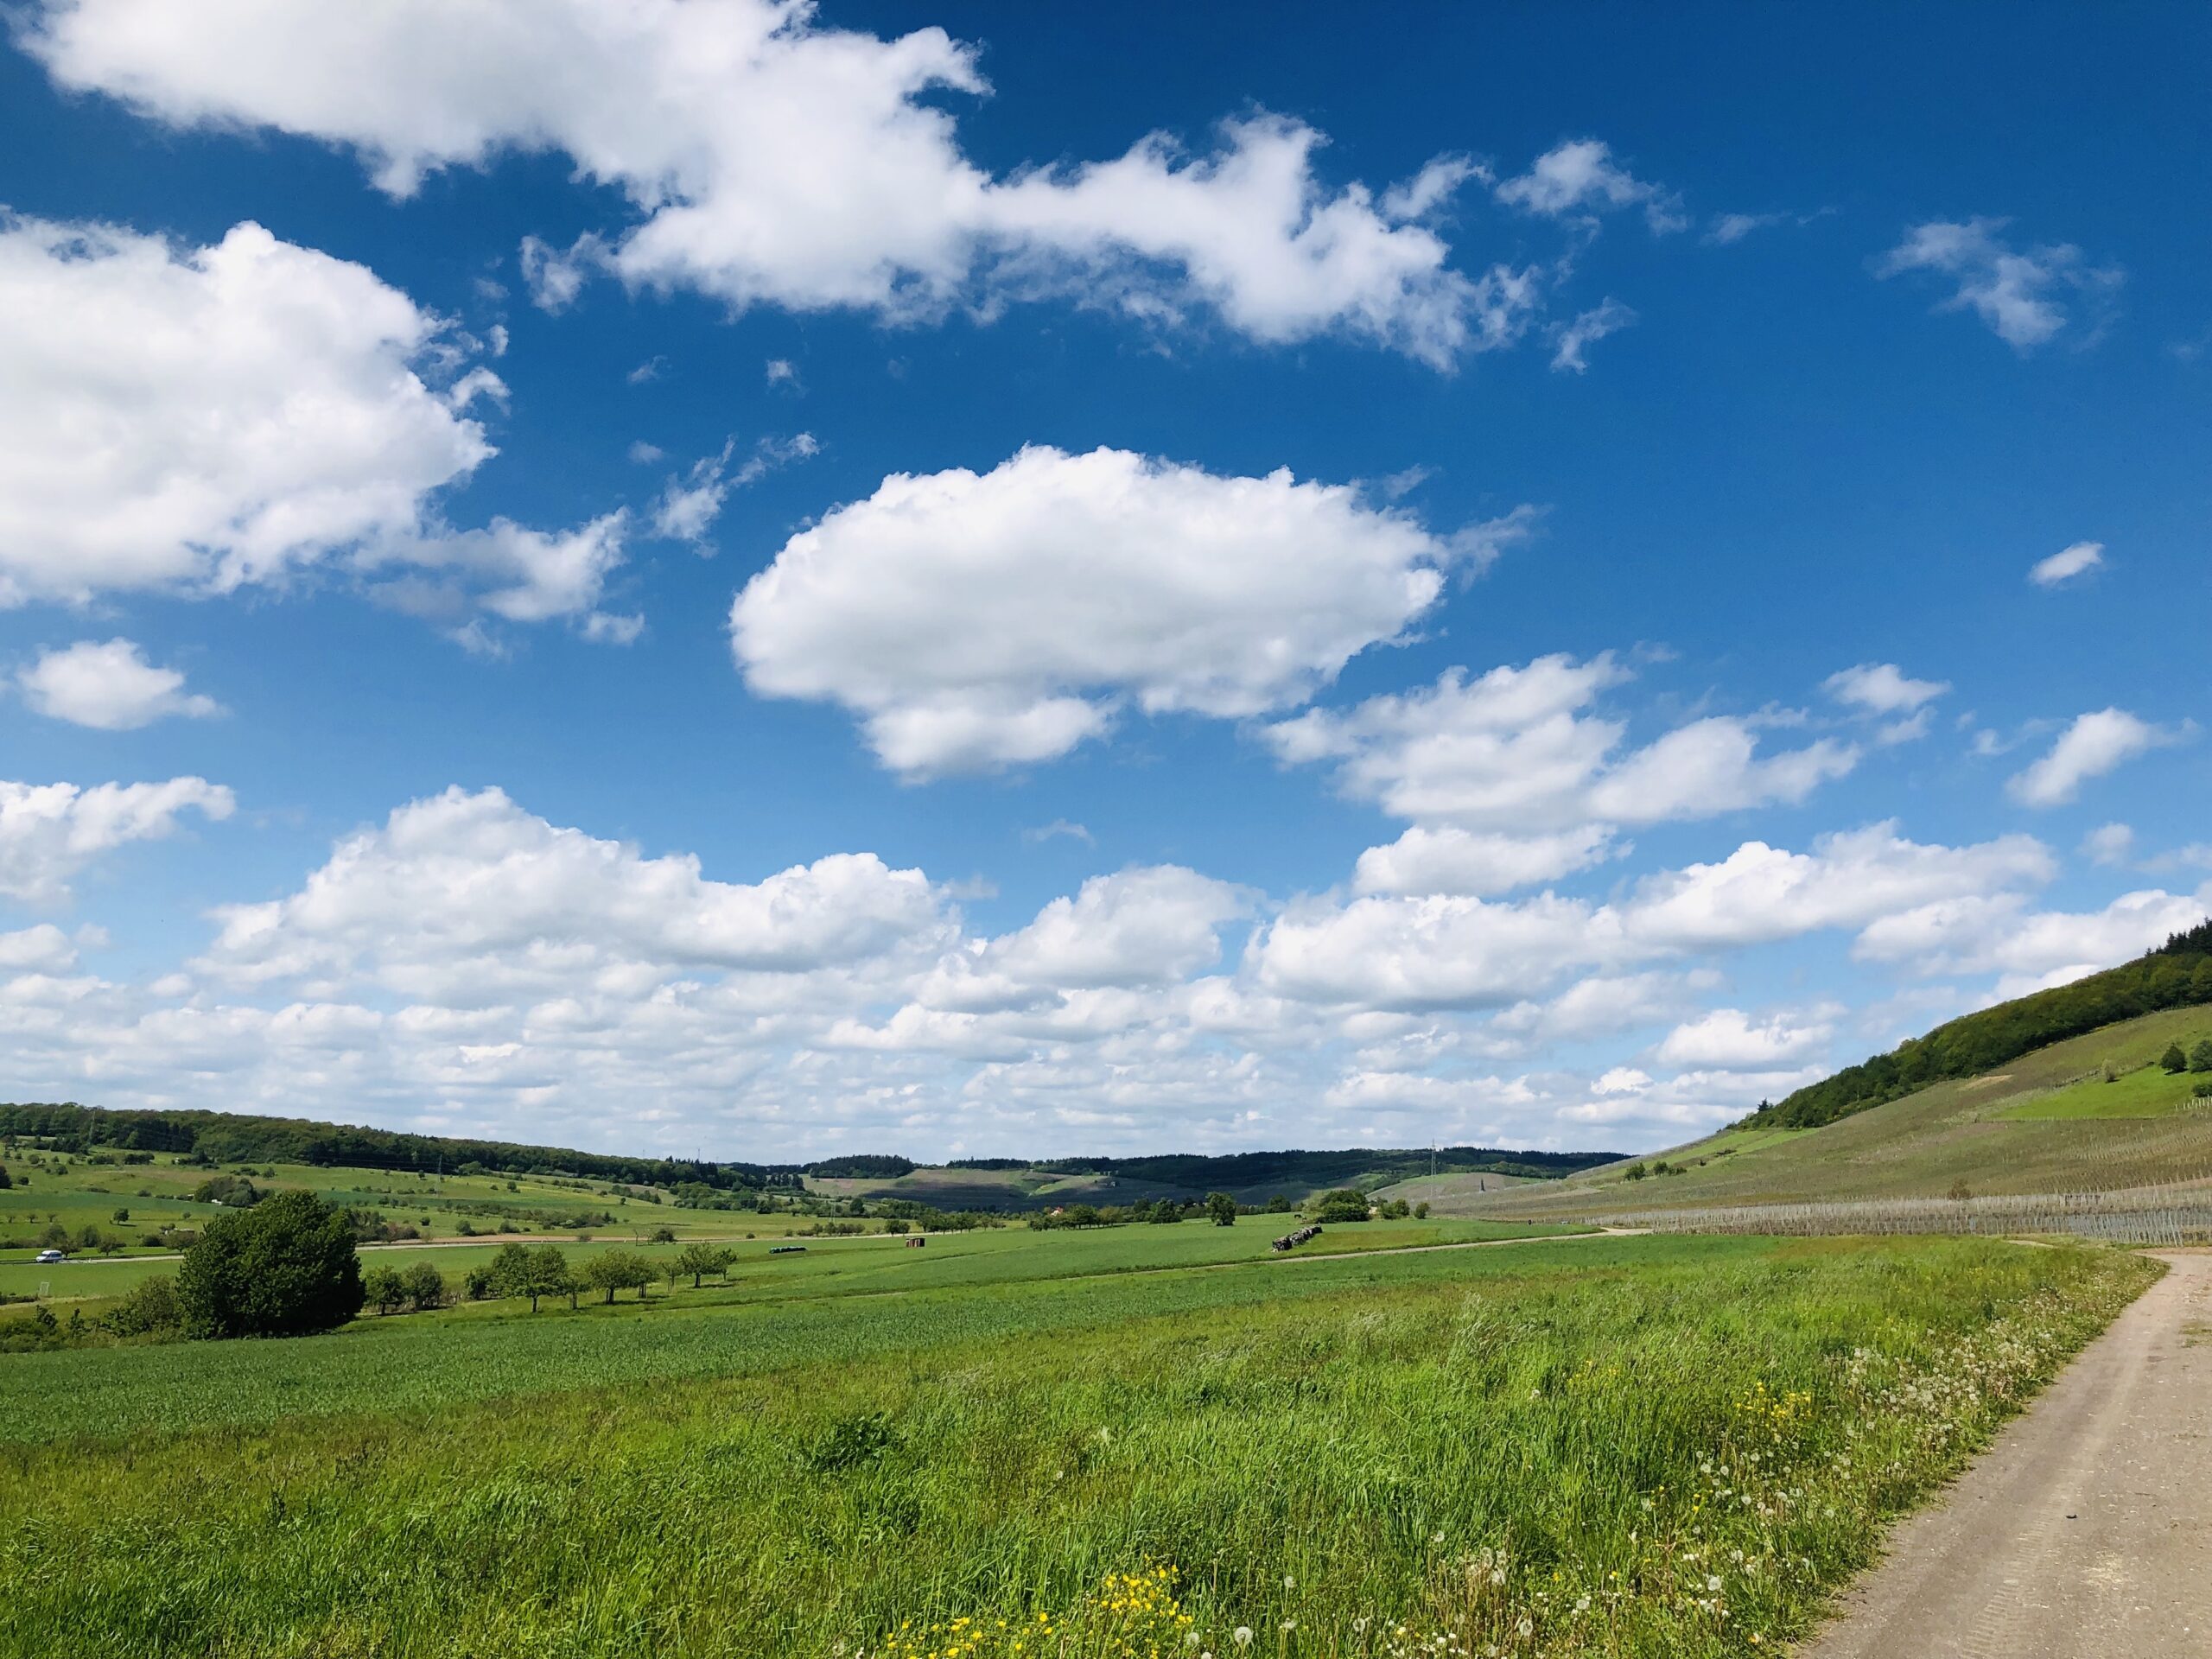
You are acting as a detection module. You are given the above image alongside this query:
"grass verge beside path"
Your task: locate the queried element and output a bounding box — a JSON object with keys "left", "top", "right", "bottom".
{"left": 0, "top": 1236, "right": 2158, "bottom": 1659}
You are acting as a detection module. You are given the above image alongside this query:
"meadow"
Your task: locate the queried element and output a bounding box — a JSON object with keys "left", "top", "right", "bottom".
{"left": 0, "top": 1199, "right": 1574, "bottom": 1306}
{"left": 0, "top": 1230, "right": 2156, "bottom": 1658}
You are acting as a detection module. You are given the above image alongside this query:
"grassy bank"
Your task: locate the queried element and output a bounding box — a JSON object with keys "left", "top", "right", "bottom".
{"left": 0, "top": 1234, "right": 2154, "bottom": 1657}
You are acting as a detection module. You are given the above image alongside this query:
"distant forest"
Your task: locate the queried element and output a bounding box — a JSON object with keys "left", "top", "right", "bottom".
{"left": 947, "top": 1146, "right": 1618, "bottom": 1187}
{"left": 1743, "top": 918, "right": 2212, "bottom": 1131}
{"left": 0, "top": 1101, "right": 1614, "bottom": 1196}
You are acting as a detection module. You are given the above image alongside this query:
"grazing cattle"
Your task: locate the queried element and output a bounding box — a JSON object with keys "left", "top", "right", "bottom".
{"left": 1269, "top": 1224, "right": 1324, "bottom": 1252}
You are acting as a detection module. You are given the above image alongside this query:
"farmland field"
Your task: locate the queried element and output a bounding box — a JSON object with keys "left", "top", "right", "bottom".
{"left": 0, "top": 1229, "right": 2156, "bottom": 1658}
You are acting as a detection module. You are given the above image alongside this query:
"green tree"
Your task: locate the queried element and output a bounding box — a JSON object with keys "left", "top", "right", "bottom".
{"left": 2191, "top": 1039, "right": 2212, "bottom": 1073}
{"left": 0, "top": 1162, "right": 11, "bottom": 1189}
{"left": 176, "top": 1189, "right": 364, "bottom": 1339}
{"left": 675, "top": 1243, "right": 734, "bottom": 1287}
{"left": 103, "top": 1274, "right": 181, "bottom": 1339}
{"left": 1413, "top": 1201, "right": 1431, "bottom": 1219}
{"left": 401, "top": 1262, "right": 448, "bottom": 1312}
{"left": 647, "top": 1224, "right": 677, "bottom": 1244}
{"left": 364, "top": 1265, "right": 408, "bottom": 1315}
{"left": 1205, "top": 1192, "right": 1238, "bottom": 1227}
{"left": 488, "top": 1241, "right": 532, "bottom": 1299}
{"left": 2160, "top": 1043, "right": 2190, "bottom": 1073}
{"left": 1312, "top": 1188, "right": 1373, "bottom": 1223}
{"left": 583, "top": 1249, "right": 656, "bottom": 1304}
{"left": 1263, "top": 1194, "right": 1291, "bottom": 1213}
{"left": 462, "top": 1264, "right": 496, "bottom": 1301}
{"left": 537, "top": 1245, "right": 581, "bottom": 1310}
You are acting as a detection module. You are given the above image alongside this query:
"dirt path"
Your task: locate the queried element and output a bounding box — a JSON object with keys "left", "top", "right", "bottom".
{"left": 1798, "top": 1249, "right": 2212, "bottom": 1657}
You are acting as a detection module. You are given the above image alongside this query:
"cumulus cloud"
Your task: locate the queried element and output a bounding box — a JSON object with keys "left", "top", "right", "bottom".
{"left": 732, "top": 446, "right": 1516, "bottom": 775}
{"left": 1353, "top": 825, "right": 1618, "bottom": 898}
{"left": 1495, "top": 139, "right": 1685, "bottom": 233}
{"left": 1270, "top": 654, "right": 1857, "bottom": 834}
{"left": 17, "top": 639, "right": 221, "bottom": 729}
{"left": 1824, "top": 662, "right": 1948, "bottom": 716}
{"left": 2006, "top": 709, "right": 2181, "bottom": 807}
{"left": 1249, "top": 822, "right": 2051, "bottom": 1014}
{"left": 2029, "top": 540, "right": 2104, "bottom": 587}
{"left": 1653, "top": 1006, "right": 1834, "bottom": 1070}
{"left": 24, "top": 0, "right": 1540, "bottom": 366}
{"left": 1620, "top": 823, "right": 2054, "bottom": 951}
{"left": 1854, "top": 885, "right": 2212, "bottom": 993}
{"left": 1874, "top": 218, "right": 2122, "bottom": 351}
{"left": 0, "top": 777, "right": 234, "bottom": 905}
{"left": 196, "top": 785, "right": 952, "bottom": 999}
{"left": 0, "top": 215, "right": 629, "bottom": 636}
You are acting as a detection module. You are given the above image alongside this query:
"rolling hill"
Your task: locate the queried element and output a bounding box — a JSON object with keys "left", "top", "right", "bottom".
{"left": 1452, "top": 1003, "right": 2212, "bottom": 1224}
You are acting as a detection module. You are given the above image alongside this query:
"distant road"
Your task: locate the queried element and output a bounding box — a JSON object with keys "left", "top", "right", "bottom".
{"left": 1799, "top": 1250, "right": 2212, "bottom": 1657}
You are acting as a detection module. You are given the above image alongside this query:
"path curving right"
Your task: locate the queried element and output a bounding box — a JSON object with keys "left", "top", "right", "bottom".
{"left": 1798, "top": 1249, "right": 2212, "bottom": 1658}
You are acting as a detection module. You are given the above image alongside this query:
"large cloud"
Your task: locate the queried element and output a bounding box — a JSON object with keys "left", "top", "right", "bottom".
{"left": 0, "top": 215, "right": 629, "bottom": 635}
{"left": 1249, "top": 823, "right": 2055, "bottom": 1012}
{"left": 23, "top": 0, "right": 1546, "bottom": 365}
{"left": 731, "top": 446, "right": 1511, "bottom": 775}
{"left": 195, "top": 786, "right": 954, "bottom": 1001}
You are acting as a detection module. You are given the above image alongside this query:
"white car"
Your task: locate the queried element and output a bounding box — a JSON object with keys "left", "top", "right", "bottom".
{"left": 34, "top": 1249, "right": 65, "bottom": 1264}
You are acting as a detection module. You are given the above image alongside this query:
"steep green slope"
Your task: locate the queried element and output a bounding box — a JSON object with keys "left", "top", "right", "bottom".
{"left": 1743, "top": 918, "right": 2212, "bottom": 1130}
{"left": 1454, "top": 1006, "right": 2212, "bottom": 1220}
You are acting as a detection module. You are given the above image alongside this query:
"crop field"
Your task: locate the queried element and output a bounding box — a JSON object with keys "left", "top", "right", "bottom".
{"left": 0, "top": 1229, "right": 2157, "bottom": 1658}
{"left": 0, "top": 1205, "right": 1574, "bottom": 1308}
{"left": 0, "top": 1149, "right": 797, "bottom": 1257}
{"left": 1451, "top": 1007, "right": 2212, "bottom": 1224}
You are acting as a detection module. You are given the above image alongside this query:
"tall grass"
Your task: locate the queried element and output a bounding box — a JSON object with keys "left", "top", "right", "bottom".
{"left": 0, "top": 1236, "right": 2154, "bottom": 1658}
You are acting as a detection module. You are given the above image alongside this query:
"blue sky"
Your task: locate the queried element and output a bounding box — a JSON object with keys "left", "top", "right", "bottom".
{"left": 0, "top": 0, "right": 2204, "bottom": 1160}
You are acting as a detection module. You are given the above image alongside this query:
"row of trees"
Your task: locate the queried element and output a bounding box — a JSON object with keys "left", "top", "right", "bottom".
{"left": 2157, "top": 1039, "right": 2212, "bottom": 1073}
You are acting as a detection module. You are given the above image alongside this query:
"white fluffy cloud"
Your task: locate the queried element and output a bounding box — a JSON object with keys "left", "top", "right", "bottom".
{"left": 1495, "top": 140, "right": 1684, "bottom": 233}
{"left": 2029, "top": 540, "right": 2105, "bottom": 587}
{"left": 1874, "top": 219, "right": 2122, "bottom": 351}
{"left": 196, "top": 785, "right": 953, "bottom": 999}
{"left": 17, "top": 639, "right": 221, "bottom": 729}
{"left": 1354, "top": 825, "right": 1618, "bottom": 897}
{"left": 25, "top": 0, "right": 1533, "bottom": 366}
{"left": 732, "top": 446, "right": 1510, "bottom": 775}
{"left": 1855, "top": 885, "right": 2211, "bottom": 993}
{"left": 1268, "top": 654, "right": 1857, "bottom": 833}
{"left": 0, "top": 777, "right": 234, "bottom": 905}
{"left": 1249, "top": 823, "right": 2052, "bottom": 1013}
{"left": 1653, "top": 1006, "right": 1834, "bottom": 1070}
{"left": 2007, "top": 709, "right": 2180, "bottom": 807}
{"left": 0, "top": 215, "right": 629, "bottom": 635}
{"left": 1824, "top": 662, "right": 1948, "bottom": 715}
{"left": 1621, "top": 823, "right": 2053, "bottom": 951}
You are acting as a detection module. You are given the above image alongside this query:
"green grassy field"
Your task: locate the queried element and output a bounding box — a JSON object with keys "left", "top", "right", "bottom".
{"left": 1450, "top": 1007, "right": 2212, "bottom": 1222}
{"left": 1997, "top": 1061, "right": 2211, "bottom": 1121}
{"left": 0, "top": 1230, "right": 2154, "bottom": 1658}
{"left": 0, "top": 1211, "right": 1576, "bottom": 1308}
